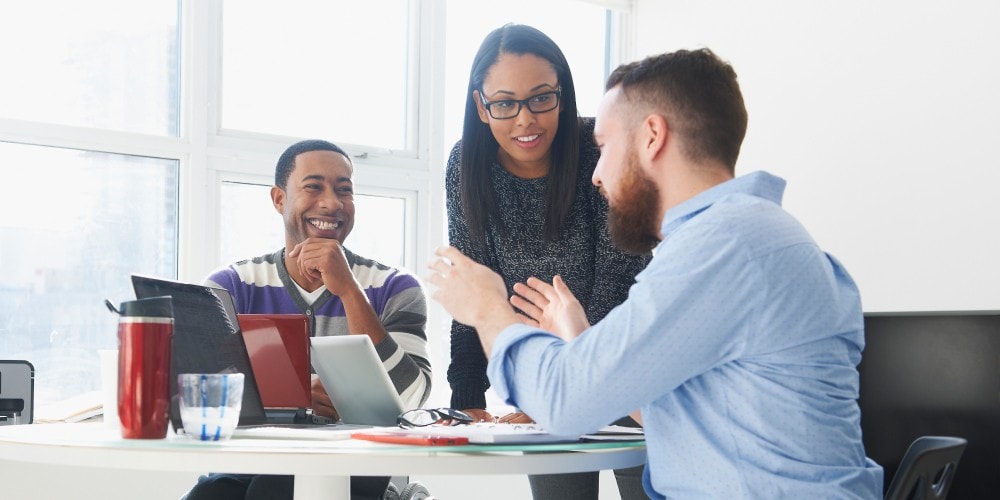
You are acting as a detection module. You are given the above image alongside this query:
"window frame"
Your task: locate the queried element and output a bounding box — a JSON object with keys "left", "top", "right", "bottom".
{"left": 207, "top": 1, "right": 425, "bottom": 161}
{"left": 0, "top": 0, "right": 633, "bottom": 410}
{"left": 180, "top": 0, "right": 436, "bottom": 280}
{"left": 0, "top": 0, "right": 632, "bottom": 282}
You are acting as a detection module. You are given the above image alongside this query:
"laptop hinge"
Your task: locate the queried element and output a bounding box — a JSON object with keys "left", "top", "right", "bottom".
{"left": 264, "top": 408, "right": 309, "bottom": 425}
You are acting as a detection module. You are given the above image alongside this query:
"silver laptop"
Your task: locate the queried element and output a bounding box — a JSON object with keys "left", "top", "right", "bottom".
{"left": 310, "top": 335, "right": 406, "bottom": 427}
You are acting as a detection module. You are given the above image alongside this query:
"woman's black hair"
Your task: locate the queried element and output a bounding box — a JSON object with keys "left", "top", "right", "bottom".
{"left": 459, "top": 23, "right": 580, "bottom": 245}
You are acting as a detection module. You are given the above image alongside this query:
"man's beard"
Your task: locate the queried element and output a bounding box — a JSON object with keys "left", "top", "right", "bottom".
{"left": 607, "top": 151, "right": 660, "bottom": 255}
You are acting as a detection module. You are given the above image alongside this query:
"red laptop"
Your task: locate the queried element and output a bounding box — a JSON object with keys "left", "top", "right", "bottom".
{"left": 238, "top": 314, "right": 312, "bottom": 410}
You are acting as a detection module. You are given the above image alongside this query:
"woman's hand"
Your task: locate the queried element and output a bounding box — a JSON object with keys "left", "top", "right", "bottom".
{"left": 460, "top": 408, "right": 494, "bottom": 423}
{"left": 511, "top": 275, "right": 590, "bottom": 341}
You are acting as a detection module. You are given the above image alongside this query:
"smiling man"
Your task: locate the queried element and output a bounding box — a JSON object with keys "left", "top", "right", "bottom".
{"left": 187, "top": 139, "right": 431, "bottom": 500}
{"left": 211, "top": 140, "right": 431, "bottom": 413}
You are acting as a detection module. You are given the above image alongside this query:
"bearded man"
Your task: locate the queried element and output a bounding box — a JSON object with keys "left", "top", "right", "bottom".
{"left": 427, "top": 48, "right": 884, "bottom": 499}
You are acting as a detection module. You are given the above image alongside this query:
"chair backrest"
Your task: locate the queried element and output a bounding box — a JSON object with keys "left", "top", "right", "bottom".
{"left": 884, "top": 436, "right": 967, "bottom": 500}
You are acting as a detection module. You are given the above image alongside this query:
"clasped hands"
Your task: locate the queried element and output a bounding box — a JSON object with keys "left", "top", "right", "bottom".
{"left": 426, "top": 246, "right": 591, "bottom": 343}
{"left": 288, "top": 237, "right": 360, "bottom": 296}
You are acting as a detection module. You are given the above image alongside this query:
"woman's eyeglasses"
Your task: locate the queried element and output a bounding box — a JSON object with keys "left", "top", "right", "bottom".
{"left": 397, "top": 408, "right": 474, "bottom": 428}
{"left": 478, "top": 89, "right": 561, "bottom": 120}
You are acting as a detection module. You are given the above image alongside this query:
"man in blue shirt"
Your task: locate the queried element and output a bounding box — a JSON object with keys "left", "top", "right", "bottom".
{"left": 428, "top": 49, "right": 884, "bottom": 499}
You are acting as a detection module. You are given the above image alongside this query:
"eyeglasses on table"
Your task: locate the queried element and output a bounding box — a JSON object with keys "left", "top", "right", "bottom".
{"left": 397, "top": 408, "right": 474, "bottom": 428}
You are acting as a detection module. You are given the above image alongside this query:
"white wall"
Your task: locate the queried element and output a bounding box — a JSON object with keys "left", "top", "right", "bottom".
{"left": 632, "top": 0, "right": 1000, "bottom": 312}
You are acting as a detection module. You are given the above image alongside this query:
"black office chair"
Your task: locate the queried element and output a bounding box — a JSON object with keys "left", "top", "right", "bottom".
{"left": 884, "top": 436, "right": 967, "bottom": 500}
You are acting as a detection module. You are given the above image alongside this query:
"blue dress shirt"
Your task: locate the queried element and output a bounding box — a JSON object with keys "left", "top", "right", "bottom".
{"left": 488, "top": 171, "right": 884, "bottom": 499}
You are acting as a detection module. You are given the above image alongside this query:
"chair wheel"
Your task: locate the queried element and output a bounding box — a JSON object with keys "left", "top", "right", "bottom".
{"left": 381, "top": 481, "right": 401, "bottom": 500}
{"left": 399, "top": 481, "right": 432, "bottom": 500}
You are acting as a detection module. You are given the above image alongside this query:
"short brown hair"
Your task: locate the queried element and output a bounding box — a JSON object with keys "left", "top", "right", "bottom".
{"left": 606, "top": 48, "right": 747, "bottom": 171}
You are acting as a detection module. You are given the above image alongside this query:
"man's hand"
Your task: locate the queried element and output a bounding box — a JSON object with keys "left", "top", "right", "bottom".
{"left": 630, "top": 410, "right": 643, "bottom": 426}
{"left": 291, "top": 238, "right": 388, "bottom": 344}
{"left": 426, "top": 246, "right": 521, "bottom": 353}
{"left": 497, "top": 411, "right": 534, "bottom": 424}
{"left": 510, "top": 275, "right": 590, "bottom": 342}
{"left": 289, "top": 238, "right": 359, "bottom": 297}
{"left": 310, "top": 375, "right": 340, "bottom": 420}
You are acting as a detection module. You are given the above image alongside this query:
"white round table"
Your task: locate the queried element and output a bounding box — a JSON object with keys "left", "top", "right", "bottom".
{"left": 0, "top": 423, "right": 647, "bottom": 500}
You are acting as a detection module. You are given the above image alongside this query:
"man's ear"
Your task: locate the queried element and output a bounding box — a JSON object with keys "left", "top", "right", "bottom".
{"left": 271, "top": 186, "right": 285, "bottom": 214}
{"left": 473, "top": 90, "right": 490, "bottom": 124}
{"left": 643, "top": 114, "right": 670, "bottom": 162}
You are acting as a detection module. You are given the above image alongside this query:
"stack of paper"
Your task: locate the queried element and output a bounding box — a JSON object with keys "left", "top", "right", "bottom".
{"left": 581, "top": 425, "right": 646, "bottom": 442}
{"left": 378, "top": 422, "right": 582, "bottom": 444}
{"left": 348, "top": 423, "right": 646, "bottom": 446}
{"left": 34, "top": 391, "right": 103, "bottom": 423}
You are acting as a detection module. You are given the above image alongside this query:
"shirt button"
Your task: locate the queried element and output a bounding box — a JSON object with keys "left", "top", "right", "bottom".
{"left": 305, "top": 310, "right": 312, "bottom": 316}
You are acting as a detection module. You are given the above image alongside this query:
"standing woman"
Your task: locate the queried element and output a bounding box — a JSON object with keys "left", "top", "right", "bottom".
{"left": 446, "top": 24, "right": 651, "bottom": 499}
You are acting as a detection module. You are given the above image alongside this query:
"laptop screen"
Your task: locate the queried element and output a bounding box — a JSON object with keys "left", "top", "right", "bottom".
{"left": 238, "top": 314, "right": 311, "bottom": 409}
{"left": 310, "top": 335, "right": 406, "bottom": 426}
{"left": 130, "top": 274, "right": 269, "bottom": 428}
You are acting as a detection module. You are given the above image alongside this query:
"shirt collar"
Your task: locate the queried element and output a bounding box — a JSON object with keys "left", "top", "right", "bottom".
{"left": 660, "top": 170, "right": 787, "bottom": 237}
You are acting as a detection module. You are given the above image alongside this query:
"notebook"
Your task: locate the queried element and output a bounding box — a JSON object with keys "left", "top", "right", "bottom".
{"left": 356, "top": 424, "right": 644, "bottom": 445}
{"left": 367, "top": 422, "right": 582, "bottom": 444}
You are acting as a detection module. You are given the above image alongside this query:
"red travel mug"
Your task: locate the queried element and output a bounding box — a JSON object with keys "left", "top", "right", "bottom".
{"left": 109, "top": 296, "right": 173, "bottom": 439}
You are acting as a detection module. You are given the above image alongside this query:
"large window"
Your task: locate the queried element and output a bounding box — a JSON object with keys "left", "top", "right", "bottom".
{"left": 221, "top": 0, "right": 412, "bottom": 151}
{"left": 0, "top": 142, "right": 178, "bottom": 403}
{"left": 0, "top": 0, "right": 182, "bottom": 406}
{"left": 0, "top": 0, "right": 629, "bottom": 412}
{"left": 0, "top": 1, "right": 180, "bottom": 135}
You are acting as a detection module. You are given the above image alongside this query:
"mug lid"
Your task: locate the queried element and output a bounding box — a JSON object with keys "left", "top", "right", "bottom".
{"left": 116, "top": 296, "right": 173, "bottom": 318}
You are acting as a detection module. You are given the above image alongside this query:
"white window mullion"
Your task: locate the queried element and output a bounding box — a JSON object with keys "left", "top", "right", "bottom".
{"left": 178, "top": 0, "right": 219, "bottom": 282}
{"left": 577, "top": 0, "right": 633, "bottom": 11}
{"left": 418, "top": 0, "right": 448, "bottom": 271}
{"left": 0, "top": 118, "right": 188, "bottom": 159}
{"left": 607, "top": 5, "right": 636, "bottom": 72}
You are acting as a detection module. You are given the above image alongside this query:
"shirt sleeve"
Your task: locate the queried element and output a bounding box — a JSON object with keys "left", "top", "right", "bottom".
{"left": 488, "top": 221, "right": 754, "bottom": 435}
{"left": 373, "top": 273, "right": 432, "bottom": 409}
{"left": 204, "top": 266, "right": 247, "bottom": 311}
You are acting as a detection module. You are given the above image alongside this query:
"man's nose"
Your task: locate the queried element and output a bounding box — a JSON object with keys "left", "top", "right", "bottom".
{"left": 320, "top": 190, "right": 344, "bottom": 210}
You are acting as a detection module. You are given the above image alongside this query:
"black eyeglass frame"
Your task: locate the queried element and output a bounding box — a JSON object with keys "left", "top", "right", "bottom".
{"left": 396, "top": 408, "right": 474, "bottom": 428}
{"left": 478, "top": 88, "right": 562, "bottom": 120}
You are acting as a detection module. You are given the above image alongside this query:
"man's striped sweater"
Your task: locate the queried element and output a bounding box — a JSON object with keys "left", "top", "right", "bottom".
{"left": 207, "top": 247, "right": 431, "bottom": 408}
